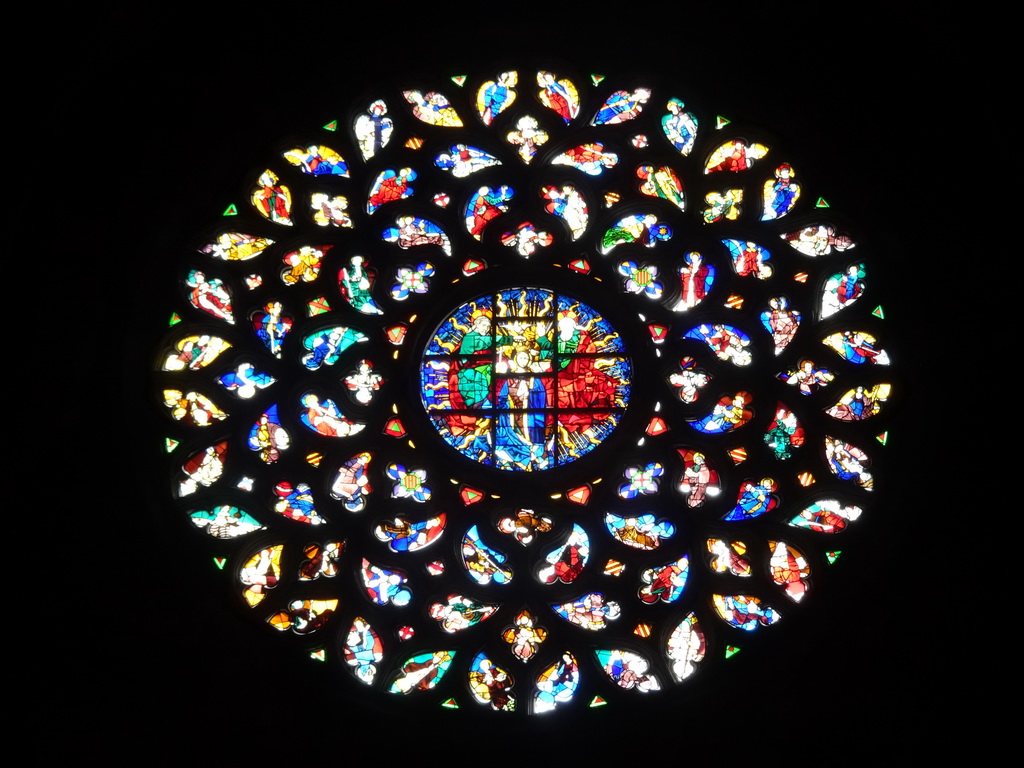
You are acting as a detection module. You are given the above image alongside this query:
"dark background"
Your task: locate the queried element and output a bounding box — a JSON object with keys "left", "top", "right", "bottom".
{"left": 50, "top": 7, "right": 952, "bottom": 759}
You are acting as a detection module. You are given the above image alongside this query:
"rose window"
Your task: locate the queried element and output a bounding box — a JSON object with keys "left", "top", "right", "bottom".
{"left": 155, "top": 67, "right": 893, "bottom": 716}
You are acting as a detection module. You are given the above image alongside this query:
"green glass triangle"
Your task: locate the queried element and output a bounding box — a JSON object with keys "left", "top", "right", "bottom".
{"left": 815, "top": 197, "right": 829, "bottom": 208}
{"left": 826, "top": 550, "right": 841, "bottom": 564}
{"left": 716, "top": 116, "right": 731, "bottom": 129}
{"left": 872, "top": 305, "right": 885, "bottom": 319}
{"left": 464, "top": 258, "right": 484, "bottom": 271}
{"left": 589, "top": 695, "right": 607, "bottom": 707}
{"left": 451, "top": 75, "right": 467, "bottom": 87}
{"left": 213, "top": 557, "right": 227, "bottom": 570}
{"left": 323, "top": 120, "right": 338, "bottom": 132}
{"left": 725, "top": 645, "right": 741, "bottom": 658}
{"left": 875, "top": 431, "right": 888, "bottom": 445}
{"left": 169, "top": 312, "right": 182, "bottom": 326}
{"left": 222, "top": 203, "right": 238, "bottom": 216}
{"left": 310, "top": 649, "right": 326, "bottom": 662}
{"left": 164, "top": 437, "right": 179, "bottom": 453}
{"left": 590, "top": 73, "right": 605, "bottom": 86}
{"left": 441, "top": 697, "right": 459, "bottom": 709}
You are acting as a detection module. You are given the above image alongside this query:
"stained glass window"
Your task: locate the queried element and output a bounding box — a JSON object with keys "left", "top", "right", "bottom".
{"left": 152, "top": 65, "right": 896, "bottom": 719}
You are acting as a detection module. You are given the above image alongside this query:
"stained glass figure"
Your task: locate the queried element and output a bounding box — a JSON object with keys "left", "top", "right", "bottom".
{"left": 178, "top": 442, "right": 227, "bottom": 496}
{"left": 705, "top": 139, "right": 769, "bottom": 173}
{"left": 600, "top": 214, "right": 671, "bottom": 253}
{"left": 638, "top": 556, "right": 689, "bottom": 604}
{"left": 252, "top": 169, "right": 291, "bottom": 225}
{"left": 462, "top": 525, "right": 512, "bottom": 585}
{"left": 761, "top": 297, "right": 801, "bottom": 354}
{"left": 595, "top": 649, "right": 660, "bottom": 692}
{"left": 383, "top": 216, "right": 452, "bottom": 255}
{"left": 537, "top": 71, "right": 580, "bottom": 123}
{"left": 344, "top": 360, "right": 382, "bottom": 404}
{"left": 199, "top": 232, "right": 274, "bottom": 262}
{"left": 273, "top": 481, "right": 325, "bottom": 524}
{"left": 764, "top": 404, "right": 805, "bottom": 460}
{"left": 239, "top": 545, "right": 282, "bottom": 607}
{"left": 662, "top": 98, "right": 698, "bottom": 155}
{"left": 157, "top": 66, "right": 892, "bottom": 718}
{"left": 300, "top": 394, "right": 364, "bottom": 438}
{"left": 251, "top": 302, "right": 293, "bottom": 357}
{"left": 822, "top": 331, "right": 890, "bottom": 365}
{"left": 283, "top": 145, "right": 349, "bottom": 176}
{"left": 684, "top": 323, "right": 752, "bottom": 366}
{"left": 637, "top": 164, "right": 685, "bottom": 208}
{"left": 163, "top": 389, "right": 226, "bottom": 426}
{"left": 248, "top": 405, "right": 289, "bottom": 463}
{"left": 430, "top": 594, "right": 498, "bottom": 632}
{"left": 343, "top": 617, "right": 383, "bottom": 683}
{"left": 593, "top": 88, "right": 651, "bottom": 125}
{"left": 310, "top": 194, "right": 352, "bottom": 227}
{"left": 787, "top": 500, "right": 863, "bottom": 533}
{"left": 666, "top": 614, "right": 706, "bottom": 680}
{"left": 339, "top": 256, "right": 384, "bottom": 315}
{"left": 677, "top": 449, "right": 721, "bottom": 507}
{"left": 779, "top": 359, "right": 834, "bottom": 394}
{"left": 826, "top": 384, "right": 891, "bottom": 421}
{"left": 533, "top": 653, "right": 579, "bottom": 712}
{"left": 762, "top": 163, "right": 800, "bottom": 219}
{"left": 537, "top": 524, "right": 589, "bottom": 585}
{"left": 298, "top": 542, "right": 343, "bottom": 580}
{"left": 501, "top": 222, "right": 553, "bottom": 256}
{"left": 553, "top": 593, "right": 620, "bottom": 630}
{"left": 769, "top": 541, "right": 810, "bottom": 601}
{"left": 469, "top": 652, "right": 516, "bottom": 711}
{"left": 503, "top": 611, "right": 548, "bottom": 662}
{"left": 186, "top": 270, "right": 233, "bottom": 323}
{"left": 190, "top": 506, "right": 263, "bottom": 538}
{"left": 506, "top": 116, "right": 548, "bottom": 163}
{"left": 690, "top": 392, "right": 753, "bottom": 434}
{"left": 300, "top": 329, "right": 360, "bottom": 370}
{"left": 268, "top": 599, "right": 338, "bottom": 634}
{"left": 330, "top": 452, "right": 371, "bottom": 512}
{"left": 604, "top": 513, "right": 675, "bottom": 550}
{"left": 822, "top": 264, "right": 866, "bottom": 317}
{"left": 552, "top": 143, "right": 618, "bottom": 175}
{"left": 435, "top": 144, "right": 501, "bottom": 176}
{"left": 723, "top": 239, "right": 773, "bottom": 279}
{"left": 673, "top": 251, "right": 713, "bottom": 311}
{"left": 361, "top": 558, "right": 411, "bottom": 606}
{"left": 541, "top": 185, "right": 588, "bottom": 240}
{"left": 712, "top": 594, "right": 781, "bottom": 631}
{"left": 163, "top": 334, "right": 231, "bottom": 371}
{"left": 403, "top": 89, "right": 462, "bottom": 126}
{"left": 703, "top": 188, "right": 743, "bottom": 223}
{"left": 390, "top": 650, "right": 455, "bottom": 693}
{"left": 465, "top": 186, "right": 514, "bottom": 239}
{"left": 669, "top": 357, "right": 710, "bottom": 403}
{"left": 354, "top": 100, "right": 393, "bottom": 161}
{"left": 374, "top": 512, "right": 446, "bottom": 552}
{"left": 498, "top": 510, "right": 553, "bottom": 545}
{"left": 824, "top": 438, "right": 873, "bottom": 489}
{"left": 707, "top": 538, "right": 752, "bottom": 576}
{"left": 724, "top": 478, "right": 779, "bottom": 521}
{"left": 781, "top": 224, "right": 855, "bottom": 257}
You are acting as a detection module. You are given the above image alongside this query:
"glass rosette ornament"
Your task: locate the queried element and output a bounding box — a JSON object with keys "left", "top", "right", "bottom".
{"left": 155, "top": 67, "right": 893, "bottom": 717}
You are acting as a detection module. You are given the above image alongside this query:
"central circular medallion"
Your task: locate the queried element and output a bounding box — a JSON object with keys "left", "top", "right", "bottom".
{"left": 420, "top": 287, "right": 631, "bottom": 470}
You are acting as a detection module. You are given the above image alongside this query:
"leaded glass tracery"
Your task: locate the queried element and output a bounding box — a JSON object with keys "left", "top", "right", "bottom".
{"left": 154, "top": 66, "right": 894, "bottom": 717}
